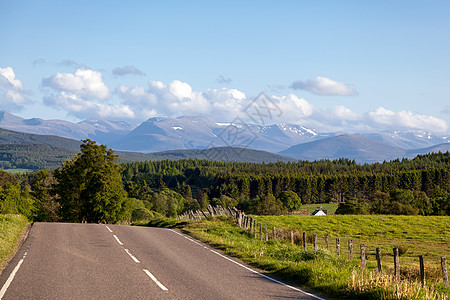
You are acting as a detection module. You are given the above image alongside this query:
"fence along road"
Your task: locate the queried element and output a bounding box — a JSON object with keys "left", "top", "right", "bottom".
{"left": 0, "top": 223, "right": 325, "bottom": 300}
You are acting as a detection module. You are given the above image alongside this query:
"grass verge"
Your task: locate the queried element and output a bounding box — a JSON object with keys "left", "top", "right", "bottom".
{"left": 0, "top": 214, "right": 29, "bottom": 272}
{"left": 143, "top": 215, "right": 449, "bottom": 299}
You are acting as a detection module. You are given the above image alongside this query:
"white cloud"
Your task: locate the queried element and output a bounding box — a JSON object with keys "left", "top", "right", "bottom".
{"left": 42, "top": 68, "right": 110, "bottom": 100}
{"left": 0, "top": 67, "right": 29, "bottom": 112}
{"left": 290, "top": 76, "right": 358, "bottom": 96}
{"left": 0, "top": 67, "right": 24, "bottom": 90}
{"left": 270, "top": 94, "right": 314, "bottom": 123}
{"left": 43, "top": 91, "right": 134, "bottom": 120}
{"left": 41, "top": 68, "right": 135, "bottom": 120}
{"left": 367, "top": 107, "right": 448, "bottom": 133}
{"left": 205, "top": 88, "right": 246, "bottom": 120}
{"left": 116, "top": 80, "right": 248, "bottom": 121}
{"left": 332, "top": 105, "right": 360, "bottom": 121}
{"left": 39, "top": 70, "right": 448, "bottom": 134}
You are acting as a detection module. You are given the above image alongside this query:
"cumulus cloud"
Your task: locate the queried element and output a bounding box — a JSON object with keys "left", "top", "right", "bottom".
{"left": 112, "top": 65, "right": 144, "bottom": 76}
{"left": 269, "top": 94, "right": 314, "bottom": 123}
{"left": 0, "top": 67, "right": 29, "bottom": 111}
{"left": 367, "top": 107, "right": 448, "bottom": 133}
{"left": 41, "top": 68, "right": 134, "bottom": 120}
{"left": 38, "top": 69, "right": 448, "bottom": 134}
{"left": 116, "top": 80, "right": 246, "bottom": 121}
{"left": 42, "top": 68, "right": 110, "bottom": 100}
{"left": 290, "top": 76, "right": 358, "bottom": 96}
{"left": 43, "top": 92, "right": 134, "bottom": 120}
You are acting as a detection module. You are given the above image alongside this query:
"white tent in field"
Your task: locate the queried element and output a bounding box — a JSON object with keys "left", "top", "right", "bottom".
{"left": 311, "top": 207, "right": 327, "bottom": 216}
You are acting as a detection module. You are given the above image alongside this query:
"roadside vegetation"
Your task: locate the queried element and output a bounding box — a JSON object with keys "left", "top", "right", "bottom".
{"left": 0, "top": 214, "right": 28, "bottom": 271}
{"left": 177, "top": 215, "right": 449, "bottom": 299}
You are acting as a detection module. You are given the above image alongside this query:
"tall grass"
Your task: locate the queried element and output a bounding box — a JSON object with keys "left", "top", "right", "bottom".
{"left": 349, "top": 270, "right": 448, "bottom": 300}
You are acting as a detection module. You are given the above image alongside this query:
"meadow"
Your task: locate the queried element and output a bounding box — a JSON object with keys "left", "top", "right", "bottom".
{"left": 180, "top": 214, "right": 449, "bottom": 299}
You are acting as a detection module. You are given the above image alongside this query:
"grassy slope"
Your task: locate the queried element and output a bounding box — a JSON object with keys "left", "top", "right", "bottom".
{"left": 0, "top": 214, "right": 29, "bottom": 271}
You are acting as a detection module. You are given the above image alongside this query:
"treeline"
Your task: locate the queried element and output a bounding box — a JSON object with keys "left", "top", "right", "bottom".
{"left": 122, "top": 152, "right": 450, "bottom": 216}
{"left": 1, "top": 150, "right": 449, "bottom": 222}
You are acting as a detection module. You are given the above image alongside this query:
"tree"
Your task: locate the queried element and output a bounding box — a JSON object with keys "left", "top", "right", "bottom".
{"left": 278, "top": 190, "right": 302, "bottom": 212}
{"left": 335, "top": 198, "right": 369, "bottom": 215}
{"left": 30, "top": 169, "right": 60, "bottom": 222}
{"left": 53, "top": 139, "right": 128, "bottom": 223}
{"left": 251, "top": 194, "right": 286, "bottom": 215}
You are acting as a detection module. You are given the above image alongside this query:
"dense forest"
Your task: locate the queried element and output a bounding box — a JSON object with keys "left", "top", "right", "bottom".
{"left": 121, "top": 152, "right": 450, "bottom": 216}
{"left": 0, "top": 150, "right": 449, "bottom": 222}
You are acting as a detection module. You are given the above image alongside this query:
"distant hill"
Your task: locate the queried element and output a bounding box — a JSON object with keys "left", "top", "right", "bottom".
{"left": 280, "top": 134, "right": 450, "bottom": 163}
{"left": 79, "top": 116, "right": 321, "bottom": 153}
{"left": 280, "top": 134, "right": 406, "bottom": 163}
{"left": 0, "top": 128, "right": 294, "bottom": 170}
{"left": 152, "top": 147, "right": 295, "bottom": 163}
{"left": 0, "top": 128, "right": 82, "bottom": 151}
{"left": 1, "top": 111, "right": 449, "bottom": 154}
{"left": 0, "top": 110, "right": 136, "bottom": 145}
{"left": 405, "top": 143, "right": 450, "bottom": 157}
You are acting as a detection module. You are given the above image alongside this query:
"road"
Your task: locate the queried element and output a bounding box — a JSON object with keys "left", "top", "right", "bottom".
{"left": 0, "top": 223, "right": 325, "bottom": 299}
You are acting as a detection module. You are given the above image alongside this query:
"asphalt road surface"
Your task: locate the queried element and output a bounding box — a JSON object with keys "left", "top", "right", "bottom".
{"left": 0, "top": 223, "right": 326, "bottom": 299}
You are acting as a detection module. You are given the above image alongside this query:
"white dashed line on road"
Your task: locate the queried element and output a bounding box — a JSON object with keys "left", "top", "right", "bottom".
{"left": 143, "top": 269, "right": 168, "bottom": 291}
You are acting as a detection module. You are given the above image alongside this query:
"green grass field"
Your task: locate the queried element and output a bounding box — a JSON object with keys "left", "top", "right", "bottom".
{"left": 1, "top": 168, "right": 33, "bottom": 174}
{"left": 0, "top": 214, "right": 29, "bottom": 271}
{"left": 250, "top": 215, "right": 449, "bottom": 273}
{"left": 178, "top": 214, "right": 450, "bottom": 299}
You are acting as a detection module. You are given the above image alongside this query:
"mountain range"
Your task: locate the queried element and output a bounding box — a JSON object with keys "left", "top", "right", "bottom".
{"left": 0, "top": 110, "right": 449, "bottom": 164}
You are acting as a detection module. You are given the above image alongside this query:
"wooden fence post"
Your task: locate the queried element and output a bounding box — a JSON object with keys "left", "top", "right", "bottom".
{"left": 393, "top": 247, "right": 400, "bottom": 279}
{"left": 348, "top": 239, "right": 353, "bottom": 261}
{"left": 303, "top": 232, "right": 307, "bottom": 250}
{"left": 259, "top": 223, "right": 262, "bottom": 241}
{"left": 376, "top": 248, "right": 382, "bottom": 273}
{"left": 419, "top": 255, "right": 425, "bottom": 285}
{"left": 291, "top": 230, "right": 294, "bottom": 245}
{"left": 280, "top": 229, "right": 284, "bottom": 240}
{"left": 336, "top": 238, "right": 340, "bottom": 256}
{"left": 325, "top": 235, "right": 329, "bottom": 250}
{"left": 313, "top": 234, "right": 317, "bottom": 251}
{"left": 264, "top": 224, "right": 268, "bottom": 241}
{"left": 272, "top": 227, "right": 276, "bottom": 240}
{"left": 360, "top": 244, "right": 366, "bottom": 269}
{"left": 254, "top": 220, "right": 257, "bottom": 239}
{"left": 249, "top": 217, "right": 253, "bottom": 233}
{"left": 442, "top": 256, "right": 448, "bottom": 287}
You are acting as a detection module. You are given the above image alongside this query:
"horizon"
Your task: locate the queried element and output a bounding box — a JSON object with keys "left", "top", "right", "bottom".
{"left": 1, "top": 1, "right": 450, "bottom": 134}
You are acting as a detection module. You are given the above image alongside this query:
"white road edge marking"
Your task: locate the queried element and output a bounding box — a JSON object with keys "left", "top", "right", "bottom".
{"left": 124, "top": 249, "right": 140, "bottom": 263}
{"left": 168, "top": 229, "right": 325, "bottom": 300}
{"left": 113, "top": 235, "right": 123, "bottom": 245}
{"left": 143, "top": 269, "right": 168, "bottom": 291}
{"left": 0, "top": 251, "right": 28, "bottom": 299}
{"left": 105, "top": 226, "right": 113, "bottom": 233}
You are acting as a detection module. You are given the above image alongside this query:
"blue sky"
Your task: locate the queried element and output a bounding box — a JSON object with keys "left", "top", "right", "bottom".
{"left": 1, "top": 0, "right": 449, "bottom": 134}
